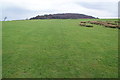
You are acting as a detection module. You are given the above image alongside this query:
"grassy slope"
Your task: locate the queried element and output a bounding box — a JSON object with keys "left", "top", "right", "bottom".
{"left": 3, "top": 19, "right": 118, "bottom": 78}
{"left": 0, "top": 21, "right": 2, "bottom": 79}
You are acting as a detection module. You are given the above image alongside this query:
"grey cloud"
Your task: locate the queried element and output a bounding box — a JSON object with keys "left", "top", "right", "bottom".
{"left": 2, "top": 5, "right": 58, "bottom": 20}
{"left": 74, "top": 2, "right": 117, "bottom": 17}
{"left": 75, "top": 2, "right": 117, "bottom": 11}
{"left": 1, "top": 1, "right": 118, "bottom": 20}
{"left": 2, "top": 5, "right": 34, "bottom": 20}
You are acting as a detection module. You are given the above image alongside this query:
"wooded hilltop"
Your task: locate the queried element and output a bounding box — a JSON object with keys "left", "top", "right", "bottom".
{"left": 30, "top": 13, "right": 98, "bottom": 20}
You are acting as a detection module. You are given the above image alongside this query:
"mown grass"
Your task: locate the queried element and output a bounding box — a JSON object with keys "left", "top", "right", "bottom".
{"left": 2, "top": 19, "right": 118, "bottom": 78}
{"left": 0, "top": 21, "right": 2, "bottom": 79}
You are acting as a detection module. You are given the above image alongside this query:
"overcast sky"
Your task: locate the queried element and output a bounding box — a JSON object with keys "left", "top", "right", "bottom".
{"left": 0, "top": 0, "right": 119, "bottom": 20}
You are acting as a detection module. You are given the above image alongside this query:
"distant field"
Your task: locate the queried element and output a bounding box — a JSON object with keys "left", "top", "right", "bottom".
{"left": 3, "top": 19, "right": 118, "bottom": 78}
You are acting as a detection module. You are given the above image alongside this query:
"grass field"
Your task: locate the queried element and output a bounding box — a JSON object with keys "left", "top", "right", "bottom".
{"left": 0, "top": 21, "right": 2, "bottom": 79}
{"left": 2, "top": 19, "right": 118, "bottom": 78}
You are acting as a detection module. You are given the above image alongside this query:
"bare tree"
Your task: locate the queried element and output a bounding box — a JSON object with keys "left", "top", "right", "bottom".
{"left": 3, "top": 17, "right": 7, "bottom": 21}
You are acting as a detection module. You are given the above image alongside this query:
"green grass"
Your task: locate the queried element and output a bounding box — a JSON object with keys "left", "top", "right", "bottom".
{"left": 3, "top": 19, "right": 118, "bottom": 78}
{"left": 0, "top": 21, "right": 2, "bottom": 79}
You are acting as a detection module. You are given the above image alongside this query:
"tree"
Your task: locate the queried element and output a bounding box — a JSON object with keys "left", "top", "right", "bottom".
{"left": 3, "top": 17, "right": 7, "bottom": 21}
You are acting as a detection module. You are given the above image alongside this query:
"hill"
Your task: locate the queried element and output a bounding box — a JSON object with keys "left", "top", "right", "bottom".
{"left": 3, "top": 19, "right": 118, "bottom": 78}
{"left": 30, "top": 13, "right": 97, "bottom": 20}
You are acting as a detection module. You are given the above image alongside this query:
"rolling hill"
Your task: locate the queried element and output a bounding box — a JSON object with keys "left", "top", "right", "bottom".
{"left": 30, "top": 13, "right": 97, "bottom": 20}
